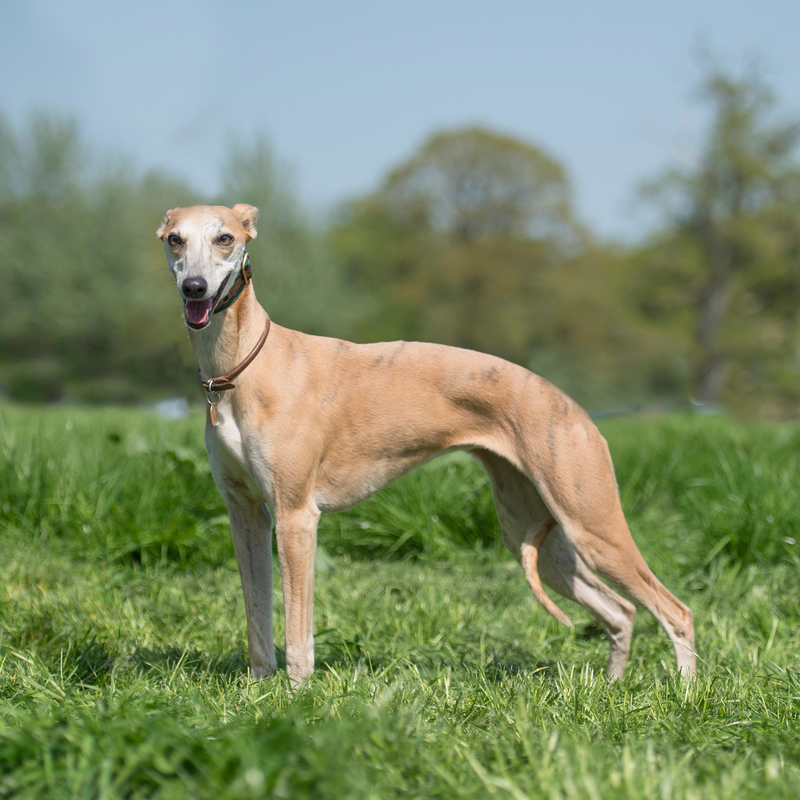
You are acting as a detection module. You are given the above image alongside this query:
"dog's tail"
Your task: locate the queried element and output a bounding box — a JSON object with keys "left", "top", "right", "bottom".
{"left": 520, "top": 516, "right": 572, "bottom": 627}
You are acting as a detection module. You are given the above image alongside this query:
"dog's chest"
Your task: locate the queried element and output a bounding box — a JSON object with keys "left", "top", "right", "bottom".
{"left": 206, "top": 406, "right": 274, "bottom": 503}
{"left": 211, "top": 408, "right": 246, "bottom": 461}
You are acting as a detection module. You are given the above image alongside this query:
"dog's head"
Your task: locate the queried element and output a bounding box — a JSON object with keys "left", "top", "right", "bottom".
{"left": 157, "top": 204, "right": 258, "bottom": 330}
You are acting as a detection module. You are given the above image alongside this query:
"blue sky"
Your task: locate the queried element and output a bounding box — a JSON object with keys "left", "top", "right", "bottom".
{"left": 3, "top": 1, "right": 800, "bottom": 239}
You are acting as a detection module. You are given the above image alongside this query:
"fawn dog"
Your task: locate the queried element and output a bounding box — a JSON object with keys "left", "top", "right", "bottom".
{"left": 158, "top": 203, "right": 696, "bottom": 684}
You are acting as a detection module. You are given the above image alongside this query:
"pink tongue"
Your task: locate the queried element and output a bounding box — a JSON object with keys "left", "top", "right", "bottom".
{"left": 185, "top": 299, "right": 213, "bottom": 326}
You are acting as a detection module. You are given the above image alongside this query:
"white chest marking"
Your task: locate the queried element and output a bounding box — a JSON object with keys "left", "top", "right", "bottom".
{"left": 206, "top": 400, "right": 274, "bottom": 507}
{"left": 213, "top": 402, "right": 246, "bottom": 464}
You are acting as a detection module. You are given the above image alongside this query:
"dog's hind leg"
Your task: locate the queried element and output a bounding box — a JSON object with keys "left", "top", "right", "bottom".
{"left": 519, "top": 418, "right": 696, "bottom": 678}
{"left": 519, "top": 515, "right": 571, "bottom": 627}
{"left": 536, "top": 527, "right": 636, "bottom": 679}
{"left": 476, "top": 450, "right": 636, "bottom": 678}
{"left": 557, "top": 511, "right": 695, "bottom": 677}
{"left": 225, "top": 493, "right": 278, "bottom": 678}
{"left": 522, "top": 520, "right": 639, "bottom": 679}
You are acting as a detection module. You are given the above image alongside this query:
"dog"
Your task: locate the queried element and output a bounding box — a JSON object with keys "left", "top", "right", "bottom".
{"left": 158, "top": 203, "right": 696, "bottom": 684}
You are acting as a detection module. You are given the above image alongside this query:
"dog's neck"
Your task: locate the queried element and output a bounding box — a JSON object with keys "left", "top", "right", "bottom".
{"left": 188, "top": 283, "right": 269, "bottom": 381}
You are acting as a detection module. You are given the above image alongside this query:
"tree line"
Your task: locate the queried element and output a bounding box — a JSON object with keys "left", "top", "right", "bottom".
{"left": 2, "top": 62, "right": 800, "bottom": 416}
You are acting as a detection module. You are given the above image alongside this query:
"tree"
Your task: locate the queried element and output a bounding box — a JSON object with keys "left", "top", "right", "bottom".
{"left": 218, "top": 136, "right": 353, "bottom": 337}
{"left": 0, "top": 117, "right": 351, "bottom": 403}
{"left": 0, "top": 110, "right": 200, "bottom": 402}
{"left": 641, "top": 63, "right": 800, "bottom": 408}
{"left": 377, "top": 126, "right": 578, "bottom": 244}
{"left": 331, "top": 126, "right": 583, "bottom": 361}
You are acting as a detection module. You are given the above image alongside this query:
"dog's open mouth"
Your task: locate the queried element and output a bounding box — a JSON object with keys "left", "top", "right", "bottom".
{"left": 184, "top": 273, "right": 231, "bottom": 330}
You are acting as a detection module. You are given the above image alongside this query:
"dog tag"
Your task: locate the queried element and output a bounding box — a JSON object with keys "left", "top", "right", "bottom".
{"left": 206, "top": 387, "right": 221, "bottom": 427}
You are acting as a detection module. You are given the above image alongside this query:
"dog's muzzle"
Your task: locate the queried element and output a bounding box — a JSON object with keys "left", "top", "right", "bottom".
{"left": 184, "top": 273, "right": 231, "bottom": 330}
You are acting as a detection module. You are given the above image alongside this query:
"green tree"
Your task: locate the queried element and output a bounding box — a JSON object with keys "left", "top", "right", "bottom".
{"left": 378, "top": 127, "right": 578, "bottom": 243}
{"left": 640, "top": 63, "right": 800, "bottom": 410}
{"left": 218, "top": 136, "right": 353, "bottom": 337}
{"left": 332, "top": 125, "right": 684, "bottom": 411}
{"left": 0, "top": 110, "right": 200, "bottom": 402}
{"left": 0, "top": 116, "right": 341, "bottom": 404}
{"left": 331, "top": 126, "right": 582, "bottom": 360}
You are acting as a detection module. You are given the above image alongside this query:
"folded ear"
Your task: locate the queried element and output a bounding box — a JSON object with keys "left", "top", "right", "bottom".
{"left": 156, "top": 208, "right": 179, "bottom": 239}
{"left": 231, "top": 204, "right": 259, "bottom": 240}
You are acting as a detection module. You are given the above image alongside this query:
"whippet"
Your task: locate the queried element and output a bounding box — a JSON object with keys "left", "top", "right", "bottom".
{"left": 158, "top": 203, "right": 696, "bottom": 684}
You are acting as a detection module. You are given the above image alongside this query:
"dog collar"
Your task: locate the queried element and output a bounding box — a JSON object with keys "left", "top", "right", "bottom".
{"left": 214, "top": 251, "right": 253, "bottom": 315}
{"left": 201, "top": 316, "right": 271, "bottom": 426}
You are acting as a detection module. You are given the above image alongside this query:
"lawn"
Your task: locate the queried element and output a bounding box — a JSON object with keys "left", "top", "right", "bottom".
{"left": 1, "top": 404, "right": 798, "bottom": 798}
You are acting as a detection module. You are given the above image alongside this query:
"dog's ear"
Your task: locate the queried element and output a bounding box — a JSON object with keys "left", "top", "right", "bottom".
{"left": 231, "top": 204, "right": 259, "bottom": 240}
{"left": 156, "top": 208, "right": 179, "bottom": 239}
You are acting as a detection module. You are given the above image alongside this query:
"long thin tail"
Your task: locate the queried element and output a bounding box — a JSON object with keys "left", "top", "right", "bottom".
{"left": 520, "top": 516, "right": 572, "bottom": 626}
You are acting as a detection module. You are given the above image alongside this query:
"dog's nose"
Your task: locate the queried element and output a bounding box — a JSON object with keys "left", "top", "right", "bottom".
{"left": 182, "top": 277, "right": 208, "bottom": 299}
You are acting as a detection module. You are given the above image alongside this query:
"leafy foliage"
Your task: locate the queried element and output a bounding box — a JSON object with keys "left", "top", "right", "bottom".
{"left": 0, "top": 115, "right": 346, "bottom": 404}
{"left": 217, "top": 136, "right": 354, "bottom": 338}
{"left": 377, "top": 127, "right": 578, "bottom": 243}
{"left": 4, "top": 63, "right": 800, "bottom": 416}
{"left": 331, "top": 127, "right": 684, "bottom": 409}
{"left": 637, "top": 62, "right": 800, "bottom": 411}
{"left": 0, "top": 112, "right": 203, "bottom": 403}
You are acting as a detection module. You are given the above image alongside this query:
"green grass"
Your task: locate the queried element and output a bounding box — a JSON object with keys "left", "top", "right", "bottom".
{"left": 1, "top": 404, "right": 799, "bottom": 798}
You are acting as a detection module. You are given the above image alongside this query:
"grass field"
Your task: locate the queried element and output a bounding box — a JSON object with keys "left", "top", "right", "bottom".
{"left": 1, "top": 403, "right": 799, "bottom": 798}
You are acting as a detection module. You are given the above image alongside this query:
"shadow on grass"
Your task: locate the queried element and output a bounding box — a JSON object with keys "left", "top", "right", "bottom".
{"left": 129, "top": 645, "right": 251, "bottom": 677}
{"left": 39, "top": 621, "right": 595, "bottom": 685}
{"left": 25, "top": 639, "right": 255, "bottom": 684}
{"left": 60, "top": 637, "right": 116, "bottom": 684}
{"left": 312, "top": 629, "right": 559, "bottom": 680}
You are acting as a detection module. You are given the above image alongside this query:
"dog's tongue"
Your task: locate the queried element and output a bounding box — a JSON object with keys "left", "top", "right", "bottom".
{"left": 185, "top": 299, "right": 213, "bottom": 327}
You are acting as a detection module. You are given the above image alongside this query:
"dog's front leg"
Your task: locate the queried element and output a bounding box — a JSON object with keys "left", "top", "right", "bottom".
{"left": 227, "top": 497, "right": 278, "bottom": 678}
{"left": 274, "top": 504, "right": 320, "bottom": 685}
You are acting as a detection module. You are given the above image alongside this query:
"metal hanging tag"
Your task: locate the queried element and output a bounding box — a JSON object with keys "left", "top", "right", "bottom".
{"left": 207, "top": 382, "right": 221, "bottom": 427}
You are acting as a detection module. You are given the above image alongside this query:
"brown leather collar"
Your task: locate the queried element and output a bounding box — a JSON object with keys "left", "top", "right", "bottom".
{"left": 201, "top": 317, "right": 271, "bottom": 394}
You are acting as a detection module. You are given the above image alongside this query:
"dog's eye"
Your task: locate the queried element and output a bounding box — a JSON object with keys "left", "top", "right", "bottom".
{"left": 167, "top": 234, "right": 182, "bottom": 247}
{"left": 218, "top": 234, "right": 234, "bottom": 245}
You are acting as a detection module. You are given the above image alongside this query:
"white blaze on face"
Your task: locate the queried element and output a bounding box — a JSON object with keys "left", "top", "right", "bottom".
{"left": 169, "top": 213, "right": 239, "bottom": 299}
